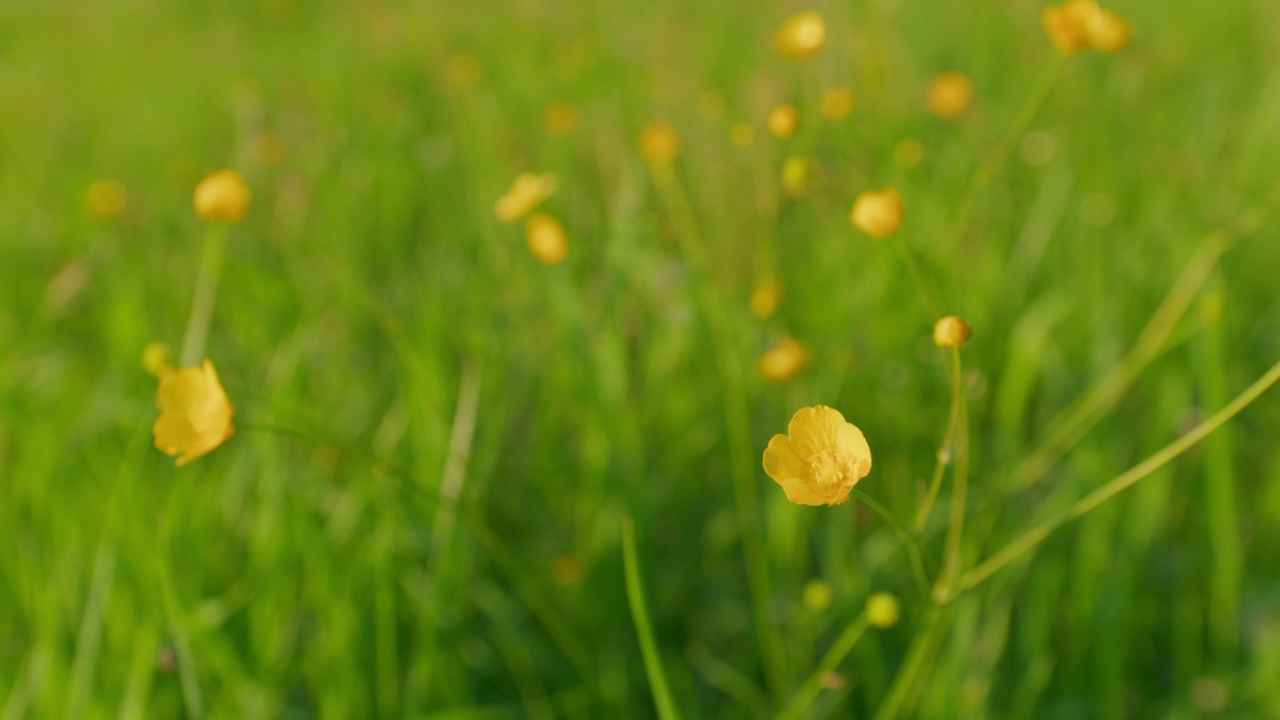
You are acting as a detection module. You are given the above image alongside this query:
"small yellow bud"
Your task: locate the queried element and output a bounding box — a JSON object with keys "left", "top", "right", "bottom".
{"left": 524, "top": 213, "right": 569, "bottom": 265}
{"left": 543, "top": 102, "right": 579, "bottom": 136}
{"left": 729, "top": 122, "right": 756, "bottom": 148}
{"left": 933, "top": 315, "right": 972, "bottom": 349}
{"left": 926, "top": 71, "right": 973, "bottom": 120}
{"left": 802, "top": 579, "right": 833, "bottom": 611}
{"left": 767, "top": 104, "right": 801, "bottom": 139}
{"left": 759, "top": 337, "right": 809, "bottom": 383}
{"left": 494, "top": 172, "right": 558, "bottom": 223}
{"left": 894, "top": 139, "right": 926, "bottom": 169}
{"left": 866, "top": 592, "right": 900, "bottom": 629}
{"left": 820, "top": 87, "right": 855, "bottom": 121}
{"left": 750, "top": 279, "right": 782, "bottom": 320}
{"left": 851, "top": 188, "right": 904, "bottom": 239}
{"left": 780, "top": 156, "right": 810, "bottom": 197}
{"left": 640, "top": 122, "right": 681, "bottom": 168}
{"left": 774, "top": 11, "right": 826, "bottom": 61}
{"left": 1088, "top": 9, "right": 1132, "bottom": 53}
{"left": 193, "top": 169, "right": 252, "bottom": 223}
{"left": 141, "top": 342, "right": 172, "bottom": 376}
{"left": 86, "top": 178, "right": 128, "bottom": 219}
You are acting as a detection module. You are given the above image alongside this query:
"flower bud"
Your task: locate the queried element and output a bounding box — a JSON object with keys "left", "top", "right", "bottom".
{"left": 524, "top": 213, "right": 569, "bottom": 265}
{"left": 774, "top": 11, "right": 826, "bottom": 61}
{"left": 926, "top": 71, "right": 973, "bottom": 119}
{"left": 193, "top": 169, "right": 252, "bottom": 223}
{"left": 866, "top": 592, "right": 901, "bottom": 629}
{"left": 767, "top": 104, "right": 801, "bottom": 139}
{"left": 640, "top": 122, "right": 680, "bottom": 168}
{"left": 933, "top": 315, "right": 972, "bottom": 348}
{"left": 851, "top": 188, "right": 904, "bottom": 238}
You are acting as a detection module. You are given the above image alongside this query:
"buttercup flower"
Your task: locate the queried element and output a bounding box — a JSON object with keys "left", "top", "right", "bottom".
{"left": 543, "top": 102, "right": 579, "bottom": 136}
{"left": 763, "top": 405, "right": 873, "bottom": 506}
{"left": 194, "top": 169, "right": 252, "bottom": 223}
{"left": 933, "top": 315, "right": 972, "bottom": 348}
{"left": 820, "top": 87, "right": 855, "bottom": 121}
{"left": 781, "top": 156, "right": 810, "bottom": 197}
{"left": 774, "top": 11, "right": 826, "bottom": 61}
{"left": 851, "top": 188, "right": 904, "bottom": 238}
{"left": 1087, "top": 9, "right": 1132, "bottom": 52}
{"left": 759, "top": 337, "right": 809, "bottom": 383}
{"left": 866, "top": 592, "right": 901, "bottom": 628}
{"left": 86, "top": 178, "right": 128, "bottom": 219}
{"left": 153, "top": 360, "right": 235, "bottom": 467}
{"left": 767, "top": 104, "right": 801, "bottom": 139}
{"left": 926, "top": 71, "right": 973, "bottom": 119}
{"left": 640, "top": 122, "right": 681, "bottom": 168}
{"left": 1043, "top": 0, "right": 1100, "bottom": 53}
{"left": 525, "top": 213, "right": 569, "bottom": 265}
{"left": 494, "top": 172, "right": 558, "bottom": 223}
{"left": 750, "top": 279, "right": 782, "bottom": 320}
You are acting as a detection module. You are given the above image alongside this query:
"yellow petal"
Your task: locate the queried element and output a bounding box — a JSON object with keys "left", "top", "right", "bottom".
{"left": 763, "top": 434, "right": 807, "bottom": 486}
{"left": 837, "top": 422, "right": 873, "bottom": 480}
{"left": 786, "top": 405, "right": 850, "bottom": 458}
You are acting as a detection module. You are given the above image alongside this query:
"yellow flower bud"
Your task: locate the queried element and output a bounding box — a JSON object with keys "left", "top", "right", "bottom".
{"left": 759, "top": 337, "right": 809, "bottom": 383}
{"left": 193, "top": 169, "right": 252, "bottom": 223}
{"left": 640, "top": 122, "right": 681, "bottom": 168}
{"left": 86, "top": 178, "right": 128, "bottom": 219}
{"left": 774, "top": 11, "right": 826, "bottom": 61}
{"left": 851, "top": 187, "right": 904, "bottom": 239}
{"left": 866, "top": 592, "right": 900, "bottom": 628}
{"left": 494, "top": 172, "right": 558, "bottom": 223}
{"left": 820, "top": 87, "right": 855, "bottom": 121}
{"left": 933, "top": 315, "right": 972, "bottom": 349}
{"left": 1088, "top": 9, "right": 1132, "bottom": 53}
{"left": 750, "top": 279, "right": 782, "bottom": 320}
{"left": 141, "top": 341, "right": 172, "bottom": 376}
{"left": 153, "top": 360, "right": 235, "bottom": 467}
{"left": 926, "top": 71, "right": 973, "bottom": 120}
{"left": 729, "top": 122, "right": 756, "bottom": 148}
{"left": 802, "top": 579, "right": 833, "bottom": 611}
{"left": 767, "top": 104, "right": 801, "bottom": 139}
{"left": 762, "top": 405, "right": 872, "bottom": 506}
{"left": 543, "top": 102, "right": 579, "bottom": 136}
{"left": 780, "top": 156, "right": 810, "bottom": 197}
{"left": 524, "top": 213, "right": 569, "bottom": 265}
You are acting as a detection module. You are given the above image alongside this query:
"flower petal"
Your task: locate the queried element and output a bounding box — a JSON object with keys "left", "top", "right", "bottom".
{"left": 838, "top": 422, "right": 873, "bottom": 479}
{"left": 787, "top": 405, "right": 849, "bottom": 458}
{"left": 763, "top": 434, "right": 806, "bottom": 486}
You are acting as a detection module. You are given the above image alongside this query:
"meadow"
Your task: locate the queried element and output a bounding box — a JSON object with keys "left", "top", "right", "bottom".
{"left": 3, "top": 0, "right": 1280, "bottom": 717}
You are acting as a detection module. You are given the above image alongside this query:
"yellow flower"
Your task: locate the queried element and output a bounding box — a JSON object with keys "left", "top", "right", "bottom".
{"left": 820, "top": 87, "right": 855, "bottom": 121}
{"left": 494, "top": 172, "right": 558, "bottom": 223}
{"left": 763, "top": 405, "right": 873, "bottom": 506}
{"left": 1088, "top": 9, "right": 1132, "bottom": 52}
{"left": 1043, "top": 0, "right": 1100, "bottom": 54}
{"left": 525, "top": 213, "right": 569, "bottom": 265}
{"left": 774, "top": 11, "right": 826, "bottom": 61}
{"left": 780, "top": 156, "right": 810, "bottom": 197}
{"left": 894, "top": 138, "right": 926, "bottom": 169}
{"left": 141, "top": 341, "right": 172, "bottom": 376}
{"left": 866, "top": 592, "right": 901, "bottom": 628}
{"left": 153, "top": 360, "right": 235, "bottom": 467}
{"left": 193, "top": 169, "right": 252, "bottom": 223}
{"left": 750, "top": 279, "right": 782, "bottom": 320}
{"left": 86, "top": 178, "right": 128, "bottom": 219}
{"left": 933, "top": 315, "right": 972, "bottom": 348}
{"left": 640, "top": 122, "right": 681, "bottom": 168}
{"left": 767, "top": 104, "right": 801, "bottom": 139}
{"left": 926, "top": 71, "right": 973, "bottom": 119}
{"left": 851, "top": 187, "right": 904, "bottom": 238}
{"left": 802, "top": 579, "right": 833, "bottom": 611}
{"left": 543, "top": 102, "right": 579, "bottom": 136}
{"left": 729, "top": 122, "right": 756, "bottom": 148}
{"left": 759, "top": 337, "right": 809, "bottom": 383}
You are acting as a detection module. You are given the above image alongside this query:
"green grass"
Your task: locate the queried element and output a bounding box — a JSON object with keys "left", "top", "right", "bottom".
{"left": 4, "top": 0, "right": 1280, "bottom": 717}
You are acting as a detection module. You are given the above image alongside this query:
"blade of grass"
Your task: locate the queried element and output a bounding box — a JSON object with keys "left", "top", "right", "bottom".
{"left": 622, "top": 517, "right": 682, "bottom": 720}
{"left": 775, "top": 613, "right": 869, "bottom": 720}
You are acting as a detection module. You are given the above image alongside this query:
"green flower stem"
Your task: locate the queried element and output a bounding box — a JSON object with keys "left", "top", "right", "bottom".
{"left": 954, "top": 353, "right": 1280, "bottom": 597}
{"left": 178, "top": 223, "right": 228, "bottom": 367}
{"left": 937, "top": 348, "right": 969, "bottom": 597}
{"left": 622, "top": 517, "right": 683, "bottom": 720}
{"left": 874, "top": 605, "right": 955, "bottom": 720}
{"left": 891, "top": 237, "right": 941, "bottom": 321}
{"left": 775, "top": 613, "right": 870, "bottom": 720}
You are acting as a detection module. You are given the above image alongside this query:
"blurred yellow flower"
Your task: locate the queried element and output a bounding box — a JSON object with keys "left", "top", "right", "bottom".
{"left": 926, "top": 71, "right": 973, "bottom": 119}
{"left": 866, "top": 592, "right": 900, "bottom": 628}
{"left": 851, "top": 188, "right": 904, "bottom": 239}
{"left": 153, "top": 360, "right": 235, "bottom": 467}
{"left": 820, "top": 87, "right": 855, "bottom": 121}
{"left": 763, "top": 405, "right": 872, "bottom": 506}
{"left": 494, "top": 172, "right": 558, "bottom": 223}
{"left": 781, "top": 156, "right": 810, "bottom": 197}
{"left": 759, "top": 337, "right": 809, "bottom": 383}
{"left": 86, "top": 178, "right": 128, "bottom": 219}
{"left": 802, "top": 579, "right": 833, "bottom": 610}
{"left": 193, "top": 169, "right": 252, "bottom": 223}
{"left": 729, "top": 122, "right": 756, "bottom": 148}
{"left": 750, "top": 279, "right": 782, "bottom": 320}
{"left": 543, "top": 102, "right": 579, "bottom": 136}
{"left": 1088, "top": 9, "right": 1132, "bottom": 52}
{"left": 774, "top": 11, "right": 826, "bottom": 61}
{"left": 894, "top": 138, "right": 926, "bottom": 168}
{"left": 767, "top": 104, "right": 800, "bottom": 139}
{"left": 141, "top": 341, "right": 172, "bottom": 376}
{"left": 640, "top": 122, "right": 681, "bottom": 168}
{"left": 445, "top": 52, "right": 483, "bottom": 88}
{"left": 525, "top": 213, "right": 569, "bottom": 265}
{"left": 933, "top": 315, "right": 972, "bottom": 348}
{"left": 1043, "top": 0, "right": 1100, "bottom": 53}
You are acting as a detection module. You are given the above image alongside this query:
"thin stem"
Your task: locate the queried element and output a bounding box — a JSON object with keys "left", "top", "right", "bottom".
{"left": 938, "top": 349, "right": 969, "bottom": 595}
{"left": 891, "top": 238, "right": 941, "bottom": 320}
{"left": 179, "top": 224, "right": 227, "bottom": 366}
{"left": 622, "top": 517, "right": 683, "bottom": 720}
{"left": 955, "top": 353, "right": 1280, "bottom": 597}
{"left": 913, "top": 352, "right": 964, "bottom": 534}
{"left": 775, "top": 614, "right": 870, "bottom": 720}
{"left": 874, "top": 606, "right": 954, "bottom": 720}
{"left": 850, "top": 490, "right": 933, "bottom": 599}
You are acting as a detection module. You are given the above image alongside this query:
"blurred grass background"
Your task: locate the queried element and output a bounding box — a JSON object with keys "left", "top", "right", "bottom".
{"left": 3, "top": 0, "right": 1280, "bottom": 717}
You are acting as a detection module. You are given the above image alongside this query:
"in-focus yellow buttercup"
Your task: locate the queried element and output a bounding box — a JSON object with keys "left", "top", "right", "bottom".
{"left": 194, "top": 169, "right": 252, "bottom": 223}
{"left": 763, "top": 405, "right": 872, "bottom": 506}
{"left": 774, "top": 11, "right": 826, "bottom": 61}
{"left": 640, "top": 122, "right": 681, "bottom": 168}
{"left": 851, "top": 188, "right": 904, "bottom": 238}
{"left": 494, "top": 172, "right": 558, "bottom": 223}
{"left": 153, "top": 360, "right": 235, "bottom": 467}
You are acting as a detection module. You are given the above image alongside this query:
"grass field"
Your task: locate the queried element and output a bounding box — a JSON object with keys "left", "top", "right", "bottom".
{"left": 4, "top": 0, "right": 1280, "bottom": 717}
